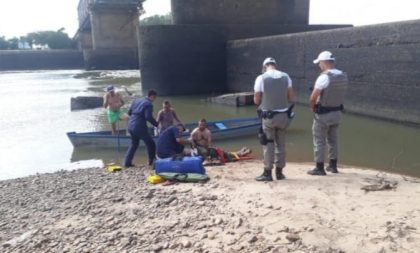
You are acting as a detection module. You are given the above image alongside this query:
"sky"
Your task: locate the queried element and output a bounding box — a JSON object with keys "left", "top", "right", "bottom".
{"left": 0, "top": 0, "right": 419, "bottom": 39}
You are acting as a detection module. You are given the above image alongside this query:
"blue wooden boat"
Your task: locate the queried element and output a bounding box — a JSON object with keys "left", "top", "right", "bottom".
{"left": 67, "top": 117, "right": 261, "bottom": 148}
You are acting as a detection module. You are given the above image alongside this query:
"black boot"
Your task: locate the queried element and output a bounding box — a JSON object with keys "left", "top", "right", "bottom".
{"left": 275, "top": 167, "right": 286, "bottom": 180}
{"left": 307, "top": 162, "right": 326, "bottom": 176}
{"left": 326, "top": 159, "right": 338, "bottom": 173}
{"left": 255, "top": 169, "right": 273, "bottom": 182}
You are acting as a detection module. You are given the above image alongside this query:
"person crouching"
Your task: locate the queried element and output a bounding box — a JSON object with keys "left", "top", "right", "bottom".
{"left": 156, "top": 123, "right": 190, "bottom": 159}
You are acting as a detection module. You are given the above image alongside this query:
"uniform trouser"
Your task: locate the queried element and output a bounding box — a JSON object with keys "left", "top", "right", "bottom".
{"left": 262, "top": 113, "right": 290, "bottom": 170}
{"left": 124, "top": 130, "right": 156, "bottom": 166}
{"left": 312, "top": 111, "right": 342, "bottom": 163}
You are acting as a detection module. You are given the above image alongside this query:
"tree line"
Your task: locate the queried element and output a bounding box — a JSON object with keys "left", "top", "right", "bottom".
{"left": 0, "top": 28, "right": 74, "bottom": 50}
{"left": 140, "top": 13, "right": 172, "bottom": 26}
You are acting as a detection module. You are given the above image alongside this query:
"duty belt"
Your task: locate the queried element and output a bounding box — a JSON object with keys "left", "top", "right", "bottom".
{"left": 257, "top": 104, "right": 295, "bottom": 119}
{"left": 315, "top": 104, "right": 344, "bottom": 114}
{"left": 260, "top": 110, "right": 286, "bottom": 119}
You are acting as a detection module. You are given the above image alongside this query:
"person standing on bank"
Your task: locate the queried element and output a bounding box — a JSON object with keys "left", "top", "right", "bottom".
{"left": 307, "top": 51, "right": 348, "bottom": 176}
{"left": 124, "top": 90, "right": 159, "bottom": 168}
{"left": 254, "top": 57, "right": 294, "bottom": 182}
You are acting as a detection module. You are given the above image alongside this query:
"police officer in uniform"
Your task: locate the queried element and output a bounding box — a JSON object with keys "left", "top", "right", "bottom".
{"left": 124, "top": 90, "right": 159, "bottom": 168}
{"left": 254, "top": 57, "right": 294, "bottom": 181}
{"left": 308, "top": 51, "right": 348, "bottom": 176}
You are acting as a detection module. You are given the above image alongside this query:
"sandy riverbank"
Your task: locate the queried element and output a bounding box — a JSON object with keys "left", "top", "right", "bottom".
{"left": 1, "top": 161, "right": 419, "bottom": 253}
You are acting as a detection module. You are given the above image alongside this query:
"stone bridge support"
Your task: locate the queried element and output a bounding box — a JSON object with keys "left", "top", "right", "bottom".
{"left": 171, "top": 0, "right": 310, "bottom": 25}
{"left": 76, "top": 0, "right": 142, "bottom": 70}
{"left": 139, "top": 23, "right": 349, "bottom": 95}
{"left": 139, "top": 0, "right": 349, "bottom": 95}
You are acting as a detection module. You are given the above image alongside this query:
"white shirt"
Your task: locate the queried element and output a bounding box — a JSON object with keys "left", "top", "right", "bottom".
{"left": 314, "top": 69, "right": 343, "bottom": 90}
{"left": 254, "top": 69, "right": 292, "bottom": 93}
{"left": 254, "top": 69, "right": 292, "bottom": 112}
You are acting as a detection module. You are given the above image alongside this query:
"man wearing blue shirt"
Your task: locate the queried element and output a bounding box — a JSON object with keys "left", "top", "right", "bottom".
{"left": 124, "top": 90, "right": 158, "bottom": 167}
{"left": 157, "top": 124, "right": 190, "bottom": 159}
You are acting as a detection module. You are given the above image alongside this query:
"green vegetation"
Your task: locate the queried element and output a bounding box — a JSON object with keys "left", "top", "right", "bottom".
{"left": 140, "top": 13, "right": 172, "bottom": 26}
{"left": 7, "top": 37, "right": 19, "bottom": 49}
{"left": 0, "top": 28, "right": 74, "bottom": 50}
{"left": 0, "top": 37, "right": 9, "bottom": 49}
{"left": 0, "top": 36, "right": 19, "bottom": 50}
{"left": 26, "top": 28, "right": 74, "bottom": 49}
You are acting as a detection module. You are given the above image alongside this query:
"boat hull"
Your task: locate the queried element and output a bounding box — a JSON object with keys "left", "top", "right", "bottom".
{"left": 67, "top": 117, "right": 260, "bottom": 149}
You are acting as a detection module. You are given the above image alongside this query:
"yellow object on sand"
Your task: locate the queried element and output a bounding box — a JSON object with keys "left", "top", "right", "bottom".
{"left": 106, "top": 163, "right": 123, "bottom": 173}
{"left": 147, "top": 174, "right": 166, "bottom": 184}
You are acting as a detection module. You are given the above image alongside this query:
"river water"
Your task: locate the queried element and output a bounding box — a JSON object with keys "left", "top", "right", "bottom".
{"left": 0, "top": 70, "right": 419, "bottom": 180}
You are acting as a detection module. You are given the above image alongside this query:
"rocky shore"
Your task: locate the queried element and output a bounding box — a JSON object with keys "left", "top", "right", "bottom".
{"left": 1, "top": 161, "right": 420, "bottom": 253}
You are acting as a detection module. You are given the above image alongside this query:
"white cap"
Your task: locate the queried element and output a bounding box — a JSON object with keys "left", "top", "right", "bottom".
{"left": 313, "top": 51, "right": 335, "bottom": 64}
{"left": 263, "top": 57, "right": 276, "bottom": 66}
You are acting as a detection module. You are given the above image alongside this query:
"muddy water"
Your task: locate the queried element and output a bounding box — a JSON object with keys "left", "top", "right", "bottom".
{"left": 0, "top": 70, "right": 419, "bottom": 180}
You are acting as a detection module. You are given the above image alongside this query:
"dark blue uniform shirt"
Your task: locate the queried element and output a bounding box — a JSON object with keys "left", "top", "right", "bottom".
{"left": 157, "top": 126, "right": 184, "bottom": 158}
{"left": 127, "top": 97, "right": 158, "bottom": 135}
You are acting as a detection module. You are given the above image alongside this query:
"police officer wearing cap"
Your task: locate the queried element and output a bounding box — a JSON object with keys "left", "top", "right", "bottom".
{"left": 308, "top": 51, "right": 348, "bottom": 176}
{"left": 254, "top": 57, "right": 294, "bottom": 181}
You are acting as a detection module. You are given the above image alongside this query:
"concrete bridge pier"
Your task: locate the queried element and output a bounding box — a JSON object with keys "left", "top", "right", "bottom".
{"left": 139, "top": 0, "right": 348, "bottom": 95}
{"left": 77, "top": 0, "right": 143, "bottom": 70}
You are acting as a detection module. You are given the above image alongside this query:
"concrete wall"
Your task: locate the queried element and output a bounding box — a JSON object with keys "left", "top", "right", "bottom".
{"left": 75, "top": 1, "right": 141, "bottom": 70}
{"left": 0, "top": 50, "right": 84, "bottom": 70}
{"left": 213, "top": 24, "right": 349, "bottom": 40}
{"left": 76, "top": 31, "right": 93, "bottom": 50}
{"left": 139, "top": 24, "right": 348, "bottom": 95}
{"left": 83, "top": 48, "right": 139, "bottom": 70}
{"left": 139, "top": 25, "right": 227, "bottom": 95}
{"left": 90, "top": 9, "right": 139, "bottom": 49}
{"left": 171, "top": 0, "right": 310, "bottom": 25}
{"left": 226, "top": 20, "right": 420, "bottom": 125}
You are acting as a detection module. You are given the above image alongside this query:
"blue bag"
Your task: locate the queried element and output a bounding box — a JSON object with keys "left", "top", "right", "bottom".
{"left": 155, "top": 156, "right": 206, "bottom": 175}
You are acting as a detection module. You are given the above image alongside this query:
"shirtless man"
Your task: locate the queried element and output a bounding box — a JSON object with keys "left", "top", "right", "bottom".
{"left": 103, "top": 85, "right": 129, "bottom": 135}
{"left": 190, "top": 118, "right": 252, "bottom": 161}
{"left": 190, "top": 119, "right": 212, "bottom": 157}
